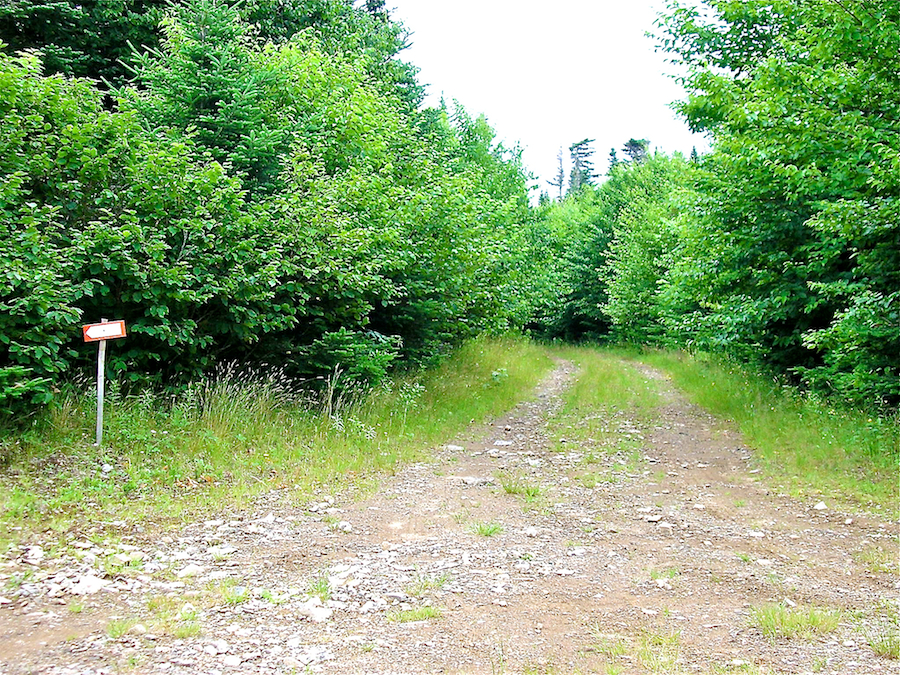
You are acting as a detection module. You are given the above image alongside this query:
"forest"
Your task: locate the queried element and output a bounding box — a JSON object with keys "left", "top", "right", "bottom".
{"left": 1, "top": 0, "right": 898, "bottom": 419}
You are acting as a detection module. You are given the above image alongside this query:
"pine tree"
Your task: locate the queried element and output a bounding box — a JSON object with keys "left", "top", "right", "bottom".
{"left": 622, "top": 138, "right": 650, "bottom": 163}
{"left": 546, "top": 147, "right": 565, "bottom": 200}
{"left": 568, "top": 138, "right": 596, "bottom": 193}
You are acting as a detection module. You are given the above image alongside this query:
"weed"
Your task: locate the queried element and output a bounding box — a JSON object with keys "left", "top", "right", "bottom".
{"left": 173, "top": 621, "right": 202, "bottom": 639}
{"left": 67, "top": 599, "right": 85, "bottom": 614}
{"left": 749, "top": 603, "right": 841, "bottom": 640}
{"left": 498, "top": 473, "right": 542, "bottom": 501}
{"left": 868, "top": 629, "right": 900, "bottom": 659}
{"left": 105, "top": 618, "right": 137, "bottom": 639}
{"left": 405, "top": 573, "right": 450, "bottom": 597}
{"left": 853, "top": 545, "right": 898, "bottom": 575}
{"left": 469, "top": 521, "right": 504, "bottom": 537}
{"left": 0, "top": 337, "right": 554, "bottom": 542}
{"left": 639, "top": 350, "right": 898, "bottom": 513}
{"left": 386, "top": 605, "right": 442, "bottom": 622}
{"left": 307, "top": 572, "right": 331, "bottom": 602}
{"left": 649, "top": 568, "right": 679, "bottom": 580}
{"left": 587, "top": 627, "right": 629, "bottom": 659}
{"left": 636, "top": 627, "right": 681, "bottom": 672}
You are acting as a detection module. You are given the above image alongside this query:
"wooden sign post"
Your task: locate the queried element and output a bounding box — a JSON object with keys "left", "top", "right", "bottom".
{"left": 82, "top": 319, "right": 127, "bottom": 447}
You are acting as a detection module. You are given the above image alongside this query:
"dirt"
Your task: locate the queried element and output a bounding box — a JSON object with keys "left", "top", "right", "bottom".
{"left": 0, "top": 359, "right": 897, "bottom": 674}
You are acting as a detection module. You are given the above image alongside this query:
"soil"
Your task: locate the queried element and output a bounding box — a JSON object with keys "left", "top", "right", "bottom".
{"left": 0, "top": 359, "right": 897, "bottom": 674}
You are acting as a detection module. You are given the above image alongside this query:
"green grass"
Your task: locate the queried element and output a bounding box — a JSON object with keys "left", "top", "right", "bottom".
{"left": 105, "top": 618, "right": 137, "bottom": 639}
{"left": 0, "top": 336, "right": 554, "bottom": 544}
{"left": 469, "top": 521, "right": 504, "bottom": 537}
{"left": 497, "top": 472, "right": 543, "bottom": 500}
{"left": 638, "top": 350, "right": 899, "bottom": 514}
{"left": 307, "top": 572, "right": 331, "bottom": 602}
{"left": 749, "top": 603, "right": 842, "bottom": 641}
{"left": 405, "top": 572, "right": 450, "bottom": 597}
{"left": 386, "top": 605, "right": 442, "bottom": 622}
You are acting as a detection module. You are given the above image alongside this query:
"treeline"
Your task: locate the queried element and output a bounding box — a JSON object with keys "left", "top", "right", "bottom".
{"left": 2, "top": 0, "right": 896, "bottom": 418}
{"left": 531, "top": 0, "right": 898, "bottom": 408}
{"left": 1, "top": 0, "right": 534, "bottom": 415}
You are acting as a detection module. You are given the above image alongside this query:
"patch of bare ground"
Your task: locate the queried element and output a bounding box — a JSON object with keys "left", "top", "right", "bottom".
{"left": 0, "top": 359, "right": 897, "bottom": 674}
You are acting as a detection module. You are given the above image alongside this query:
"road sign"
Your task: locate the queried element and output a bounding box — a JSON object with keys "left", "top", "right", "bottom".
{"left": 83, "top": 320, "right": 127, "bottom": 342}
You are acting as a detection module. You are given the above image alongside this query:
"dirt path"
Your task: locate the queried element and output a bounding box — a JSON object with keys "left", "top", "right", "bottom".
{"left": 1, "top": 360, "right": 897, "bottom": 674}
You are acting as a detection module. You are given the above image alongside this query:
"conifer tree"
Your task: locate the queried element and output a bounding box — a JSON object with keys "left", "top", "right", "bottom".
{"left": 568, "top": 138, "right": 596, "bottom": 193}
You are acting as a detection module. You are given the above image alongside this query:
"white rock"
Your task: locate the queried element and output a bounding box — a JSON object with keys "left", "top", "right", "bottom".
{"left": 524, "top": 527, "right": 539, "bottom": 537}
{"left": 176, "top": 564, "right": 205, "bottom": 578}
{"left": 446, "top": 445, "right": 465, "bottom": 452}
{"left": 222, "top": 654, "right": 241, "bottom": 667}
{"left": 814, "top": 501, "right": 828, "bottom": 511}
{"left": 298, "top": 597, "right": 333, "bottom": 623}
{"left": 70, "top": 575, "right": 110, "bottom": 595}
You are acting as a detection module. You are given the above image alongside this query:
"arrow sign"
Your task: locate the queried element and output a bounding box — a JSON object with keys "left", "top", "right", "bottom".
{"left": 83, "top": 320, "right": 127, "bottom": 342}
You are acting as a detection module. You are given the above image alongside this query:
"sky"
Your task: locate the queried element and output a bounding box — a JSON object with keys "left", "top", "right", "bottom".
{"left": 386, "top": 0, "right": 709, "bottom": 195}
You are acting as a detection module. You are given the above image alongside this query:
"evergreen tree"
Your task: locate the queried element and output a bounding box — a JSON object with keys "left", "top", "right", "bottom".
{"left": 622, "top": 138, "right": 650, "bottom": 163}
{"left": 568, "top": 138, "right": 596, "bottom": 194}
{"left": 546, "top": 147, "right": 565, "bottom": 200}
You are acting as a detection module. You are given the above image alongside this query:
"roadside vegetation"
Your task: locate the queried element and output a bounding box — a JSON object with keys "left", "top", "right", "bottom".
{"left": 0, "top": 337, "right": 553, "bottom": 547}
{"left": 639, "top": 350, "right": 899, "bottom": 513}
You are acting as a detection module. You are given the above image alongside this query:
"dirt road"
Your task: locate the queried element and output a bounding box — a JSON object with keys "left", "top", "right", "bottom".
{"left": 1, "top": 360, "right": 897, "bottom": 674}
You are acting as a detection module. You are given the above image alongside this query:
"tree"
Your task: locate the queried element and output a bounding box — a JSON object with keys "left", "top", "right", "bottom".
{"left": 547, "top": 147, "right": 565, "bottom": 200}
{"left": 607, "top": 147, "right": 619, "bottom": 173}
{"left": 568, "top": 138, "right": 596, "bottom": 194}
{"left": 656, "top": 0, "right": 900, "bottom": 405}
{"left": 622, "top": 138, "right": 650, "bottom": 163}
{"left": 0, "top": 0, "right": 165, "bottom": 85}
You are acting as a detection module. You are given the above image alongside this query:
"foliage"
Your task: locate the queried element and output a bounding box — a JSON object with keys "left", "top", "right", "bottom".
{"left": 0, "top": 0, "right": 421, "bottom": 106}
{"left": 654, "top": 0, "right": 900, "bottom": 405}
{"left": 0, "top": 0, "right": 536, "bottom": 418}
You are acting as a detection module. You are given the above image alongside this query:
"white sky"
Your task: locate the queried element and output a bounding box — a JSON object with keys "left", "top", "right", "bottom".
{"left": 387, "top": 0, "right": 709, "bottom": 195}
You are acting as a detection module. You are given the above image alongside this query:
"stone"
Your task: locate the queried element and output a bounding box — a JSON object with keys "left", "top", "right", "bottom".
{"left": 222, "top": 654, "right": 241, "bottom": 667}
{"left": 176, "top": 564, "right": 205, "bottom": 578}
{"left": 70, "top": 575, "right": 111, "bottom": 595}
{"left": 814, "top": 502, "right": 828, "bottom": 511}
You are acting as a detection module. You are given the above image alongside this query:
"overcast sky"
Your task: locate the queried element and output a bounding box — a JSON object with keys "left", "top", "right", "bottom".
{"left": 387, "top": 0, "right": 709, "bottom": 194}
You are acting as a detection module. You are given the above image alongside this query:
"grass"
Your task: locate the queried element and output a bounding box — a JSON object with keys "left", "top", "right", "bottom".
{"left": 307, "top": 572, "right": 331, "bottom": 602}
{"left": 638, "top": 350, "right": 899, "bottom": 514}
{"left": 405, "top": 572, "right": 450, "bottom": 597}
{"left": 0, "top": 336, "right": 554, "bottom": 545}
{"left": 853, "top": 544, "right": 898, "bottom": 575}
{"left": 386, "top": 605, "right": 442, "bottom": 622}
{"left": 469, "top": 521, "right": 504, "bottom": 537}
{"left": 749, "top": 603, "right": 842, "bottom": 641}
{"left": 105, "top": 618, "right": 137, "bottom": 639}
{"left": 544, "top": 346, "right": 660, "bottom": 471}
{"left": 497, "top": 472, "right": 543, "bottom": 501}
{"left": 585, "top": 626, "right": 682, "bottom": 674}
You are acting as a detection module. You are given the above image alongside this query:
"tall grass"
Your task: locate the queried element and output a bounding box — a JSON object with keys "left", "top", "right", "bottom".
{"left": 0, "top": 336, "right": 553, "bottom": 542}
{"left": 638, "top": 350, "right": 899, "bottom": 513}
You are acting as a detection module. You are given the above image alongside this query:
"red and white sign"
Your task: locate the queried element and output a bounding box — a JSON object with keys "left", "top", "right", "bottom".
{"left": 82, "top": 320, "right": 127, "bottom": 342}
